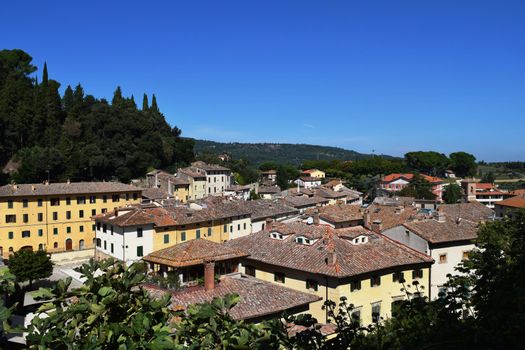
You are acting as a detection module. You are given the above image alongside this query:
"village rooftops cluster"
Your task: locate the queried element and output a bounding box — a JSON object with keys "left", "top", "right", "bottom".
{"left": 437, "top": 202, "right": 494, "bottom": 222}
{"left": 226, "top": 221, "right": 433, "bottom": 278}
{"left": 0, "top": 181, "right": 140, "bottom": 197}
{"left": 306, "top": 203, "right": 363, "bottom": 225}
{"left": 402, "top": 216, "right": 479, "bottom": 244}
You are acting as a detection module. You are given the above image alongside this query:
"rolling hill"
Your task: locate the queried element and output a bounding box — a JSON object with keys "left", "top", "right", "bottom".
{"left": 193, "top": 139, "right": 392, "bottom": 166}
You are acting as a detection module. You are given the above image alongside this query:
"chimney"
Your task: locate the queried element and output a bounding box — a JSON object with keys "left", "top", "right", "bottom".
{"left": 265, "top": 217, "right": 274, "bottom": 230}
{"left": 204, "top": 260, "right": 215, "bottom": 291}
{"left": 363, "top": 210, "right": 370, "bottom": 228}
{"left": 327, "top": 251, "right": 337, "bottom": 266}
{"left": 313, "top": 209, "right": 320, "bottom": 225}
{"left": 434, "top": 212, "right": 446, "bottom": 223}
{"left": 395, "top": 206, "right": 404, "bottom": 214}
{"left": 114, "top": 208, "right": 118, "bottom": 217}
{"left": 371, "top": 219, "right": 383, "bottom": 232}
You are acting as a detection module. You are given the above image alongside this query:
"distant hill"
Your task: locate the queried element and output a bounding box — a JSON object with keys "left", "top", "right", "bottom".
{"left": 193, "top": 139, "right": 392, "bottom": 166}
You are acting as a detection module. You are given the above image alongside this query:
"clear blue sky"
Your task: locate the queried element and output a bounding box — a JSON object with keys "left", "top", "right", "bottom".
{"left": 2, "top": 0, "right": 524, "bottom": 161}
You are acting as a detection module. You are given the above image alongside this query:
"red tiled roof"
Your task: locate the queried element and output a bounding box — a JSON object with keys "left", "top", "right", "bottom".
{"left": 510, "top": 189, "right": 525, "bottom": 197}
{"left": 146, "top": 274, "right": 321, "bottom": 321}
{"left": 143, "top": 239, "right": 249, "bottom": 268}
{"left": 225, "top": 222, "right": 432, "bottom": 278}
{"left": 0, "top": 181, "right": 140, "bottom": 197}
{"left": 495, "top": 196, "right": 525, "bottom": 209}
{"left": 475, "top": 183, "right": 495, "bottom": 190}
{"left": 382, "top": 173, "right": 443, "bottom": 184}
{"left": 403, "top": 217, "right": 479, "bottom": 244}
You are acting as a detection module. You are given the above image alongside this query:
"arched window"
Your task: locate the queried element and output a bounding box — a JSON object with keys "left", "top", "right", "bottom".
{"left": 53, "top": 242, "right": 58, "bottom": 249}
{"left": 65, "top": 238, "right": 73, "bottom": 251}
{"left": 38, "top": 244, "right": 44, "bottom": 251}
{"left": 79, "top": 239, "right": 85, "bottom": 250}
{"left": 8, "top": 247, "right": 13, "bottom": 253}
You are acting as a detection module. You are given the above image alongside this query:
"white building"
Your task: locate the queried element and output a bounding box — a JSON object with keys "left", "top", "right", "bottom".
{"left": 382, "top": 212, "right": 479, "bottom": 299}
{"left": 294, "top": 176, "right": 322, "bottom": 189}
{"left": 190, "top": 161, "right": 232, "bottom": 196}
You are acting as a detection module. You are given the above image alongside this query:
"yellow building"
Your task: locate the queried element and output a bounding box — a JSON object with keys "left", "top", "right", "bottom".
{"left": 226, "top": 222, "right": 433, "bottom": 325}
{"left": 177, "top": 168, "right": 206, "bottom": 200}
{"left": 93, "top": 200, "right": 252, "bottom": 265}
{"left": 302, "top": 169, "right": 326, "bottom": 179}
{"left": 0, "top": 182, "right": 141, "bottom": 259}
{"left": 145, "top": 170, "right": 190, "bottom": 202}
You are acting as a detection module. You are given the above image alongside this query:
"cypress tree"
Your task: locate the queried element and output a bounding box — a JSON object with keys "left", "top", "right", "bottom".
{"left": 112, "top": 86, "right": 123, "bottom": 107}
{"left": 142, "top": 93, "right": 149, "bottom": 111}
{"left": 151, "top": 93, "right": 159, "bottom": 113}
{"left": 63, "top": 85, "right": 74, "bottom": 112}
{"left": 42, "top": 62, "right": 48, "bottom": 87}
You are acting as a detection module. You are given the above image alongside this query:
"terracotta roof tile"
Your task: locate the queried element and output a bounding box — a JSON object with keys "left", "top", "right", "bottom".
{"left": 495, "top": 196, "right": 525, "bottom": 209}
{"left": 403, "top": 217, "right": 479, "bottom": 244}
{"left": 437, "top": 202, "right": 494, "bottom": 222}
{"left": 0, "top": 181, "right": 140, "bottom": 197}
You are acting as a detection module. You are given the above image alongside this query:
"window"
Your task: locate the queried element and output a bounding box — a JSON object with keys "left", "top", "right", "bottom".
{"left": 372, "top": 303, "right": 381, "bottom": 323}
{"left": 412, "top": 269, "right": 423, "bottom": 279}
{"left": 243, "top": 223, "right": 246, "bottom": 230}
{"left": 208, "top": 227, "right": 212, "bottom": 236}
{"left": 393, "top": 271, "right": 404, "bottom": 283}
{"left": 104, "top": 241, "right": 107, "bottom": 250}
{"left": 66, "top": 211, "right": 71, "bottom": 219}
{"left": 50, "top": 198, "right": 60, "bottom": 206}
{"left": 245, "top": 265, "right": 256, "bottom": 277}
{"left": 53, "top": 228, "right": 58, "bottom": 235}
{"left": 223, "top": 224, "right": 227, "bottom": 233}
{"left": 351, "top": 310, "right": 361, "bottom": 325}
{"left": 181, "top": 231, "right": 186, "bottom": 241}
{"left": 112, "top": 194, "right": 120, "bottom": 202}
{"left": 96, "top": 239, "right": 101, "bottom": 247}
{"left": 23, "top": 199, "right": 28, "bottom": 208}
{"left": 102, "top": 208, "right": 107, "bottom": 213}
{"left": 164, "top": 234, "right": 170, "bottom": 244}
{"left": 7, "top": 200, "right": 13, "bottom": 209}
{"left": 77, "top": 196, "right": 86, "bottom": 204}
{"left": 79, "top": 210, "right": 84, "bottom": 218}
{"left": 137, "top": 228, "right": 143, "bottom": 238}
{"left": 89, "top": 195, "right": 96, "bottom": 204}
{"left": 274, "top": 272, "right": 285, "bottom": 283}
{"left": 38, "top": 213, "right": 43, "bottom": 222}
{"left": 38, "top": 198, "right": 43, "bottom": 207}
{"left": 92, "top": 224, "right": 96, "bottom": 231}
{"left": 296, "top": 237, "right": 304, "bottom": 244}
{"left": 133, "top": 193, "right": 138, "bottom": 200}
{"left": 462, "top": 251, "right": 470, "bottom": 261}
{"left": 306, "top": 279, "right": 318, "bottom": 291}
{"left": 102, "top": 224, "right": 107, "bottom": 233}
{"left": 137, "top": 246, "right": 143, "bottom": 257}
{"left": 38, "top": 229, "right": 43, "bottom": 236}
{"left": 38, "top": 244, "right": 43, "bottom": 251}
{"left": 53, "top": 242, "right": 58, "bottom": 249}
{"left": 66, "top": 227, "right": 71, "bottom": 234}
{"left": 79, "top": 225, "right": 84, "bottom": 232}
{"left": 350, "top": 280, "right": 361, "bottom": 292}
{"left": 103, "top": 195, "right": 107, "bottom": 203}
{"left": 92, "top": 209, "right": 96, "bottom": 216}
{"left": 23, "top": 214, "right": 29, "bottom": 223}
{"left": 5, "top": 215, "right": 16, "bottom": 223}
{"left": 110, "top": 243, "right": 114, "bottom": 254}
{"left": 52, "top": 212, "right": 58, "bottom": 220}
{"left": 370, "top": 276, "right": 381, "bottom": 287}
{"left": 8, "top": 232, "right": 13, "bottom": 240}
{"left": 22, "top": 230, "right": 30, "bottom": 238}
{"left": 439, "top": 254, "right": 447, "bottom": 264}
{"left": 196, "top": 229, "right": 201, "bottom": 239}
{"left": 125, "top": 193, "right": 129, "bottom": 201}
{"left": 66, "top": 197, "right": 71, "bottom": 205}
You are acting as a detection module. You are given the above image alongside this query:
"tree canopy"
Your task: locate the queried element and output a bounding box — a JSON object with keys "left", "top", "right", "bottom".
{"left": 0, "top": 49, "right": 194, "bottom": 185}
{"left": 8, "top": 249, "right": 53, "bottom": 289}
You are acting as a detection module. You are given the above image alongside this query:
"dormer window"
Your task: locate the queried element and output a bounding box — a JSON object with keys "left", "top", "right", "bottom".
{"left": 295, "top": 236, "right": 316, "bottom": 245}
{"left": 270, "top": 232, "right": 284, "bottom": 240}
{"left": 351, "top": 235, "right": 369, "bottom": 245}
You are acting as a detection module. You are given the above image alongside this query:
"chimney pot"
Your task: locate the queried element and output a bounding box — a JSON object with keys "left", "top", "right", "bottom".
{"left": 204, "top": 260, "right": 215, "bottom": 291}
{"left": 313, "top": 209, "right": 320, "bottom": 225}
{"left": 114, "top": 208, "right": 118, "bottom": 217}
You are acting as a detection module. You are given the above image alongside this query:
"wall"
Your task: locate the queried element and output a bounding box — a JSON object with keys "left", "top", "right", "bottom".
{"left": 0, "top": 191, "right": 140, "bottom": 259}
{"left": 382, "top": 226, "right": 430, "bottom": 254}
{"left": 429, "top": 243, "right": 474, "bottom": 299}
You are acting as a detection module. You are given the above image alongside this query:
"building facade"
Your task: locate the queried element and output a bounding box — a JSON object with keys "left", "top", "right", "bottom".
{"left": 0, "top": 182, "right": 141, "bottom": 259}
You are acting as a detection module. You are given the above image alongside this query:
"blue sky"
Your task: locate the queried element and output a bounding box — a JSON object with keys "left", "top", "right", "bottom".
{"left": 2, "top": 0, "right": 524, "bottom": 161}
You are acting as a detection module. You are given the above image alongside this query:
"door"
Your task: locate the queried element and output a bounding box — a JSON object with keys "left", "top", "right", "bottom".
{"left": 65, "top": 238, "right": 73, "bottom": 251}
{"left": 79, "top": 239, "right": 85, "bottom": 250}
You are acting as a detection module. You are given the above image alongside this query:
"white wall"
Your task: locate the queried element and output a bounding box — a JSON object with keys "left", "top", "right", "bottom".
{"left": 429, "top": 243, "right": 474, "bottom": 299}
{"left": 96, "top": 222, "right": 154, "bottom": 264}
{"left": 228, "top": 217, "right": 252, "bottom": 240}
{"left": 206, "top": 173, "right": 231, "bottom": 196}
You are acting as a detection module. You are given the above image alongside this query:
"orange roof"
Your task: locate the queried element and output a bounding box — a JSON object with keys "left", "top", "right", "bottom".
{"left": 382, "top": 173, "right": 443, "bottom": 184}
{"left": 476, "top": 183, "right": 495, "bottom": 190}
{"left": 495, "top": 196, "right": 525, "bottom": 208}
{"left": 510, "top": 189, "right": 525, "bottom": 197}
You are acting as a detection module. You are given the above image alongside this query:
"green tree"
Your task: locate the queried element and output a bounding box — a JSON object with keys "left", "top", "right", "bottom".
{"left": 481, "top": 171, "right": 495, "bottom": 184}
{"left": 276, "top": 164, "right": 299, "bottom": 190}
{"left": 26, "top": 259, "right": 175, "bottom": 349}
{"left": 449, "top": 152, "right": 477, "bottom": 178}
{"left": 399, "top": 173, "right": 436, "bottom": 200}
{"left": 151, "top": 93, "right": 159, "bottom": 113}
{"left": 404, "top": 151, "right": 449, "bottom": 176}
{"left": 8, "top": 250, "right": 53, "bottom": 289}
{"left": 142, "top": 93, "right": 149, "bottom": 111}
{"left": 442, "top": 183, "right": 462, "bottom": 204}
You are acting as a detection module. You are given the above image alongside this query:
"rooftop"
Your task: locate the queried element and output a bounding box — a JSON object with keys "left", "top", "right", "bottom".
{"left": 147, "top": 273, "right": 321, "bottom": 321}
{"left": 283, "top": 196, "right": 330, "bottom": 208}
{"left": 365, "top": 204, "right": 419, "bottom": 231}
{"left": 258, "top": 185, "right": 281, "bottom": 194}
{"left": 437, "top": 202, "right": 494, "bottom": 222}
{"left": 243, "top": 199, "right": 298, "bottom": 221}
{"left": 403, "top": 217, "right": 479, "bottom": 244}
{"left": 382, "top": 173, "right": 444, "bottom": 184}
{"left": 307, "top": 204, "right": 363, "bottom": 224}
{"left": 143, "top": 239, "right": 249, "bottom": 268}
{"left": 0, "top": 181, "right": 141, "bottom": 197}
{"left": 142, "top": 187, "right": 174, "bottom": 200}
{"left": 495, "top": 196, "right": 525, "bottom": 209}
{"left": 226, "top": 222, "right": 432, "bottom": 278}
{"left": 191, "top": 161, "right": 231, "bottom": 172}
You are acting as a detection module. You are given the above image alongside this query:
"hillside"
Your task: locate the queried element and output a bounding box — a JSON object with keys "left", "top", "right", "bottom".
{"left": 194, "top": 139, "right": 388, "bottom": 166}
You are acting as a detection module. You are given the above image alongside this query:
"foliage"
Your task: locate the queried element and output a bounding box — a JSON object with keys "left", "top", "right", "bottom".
{"left": 442, "top": 183, "right": 462, "bottom": 204}
{"left": 480, "top": 171, "right": 495, "bottom": 184}
{"left": 277, "top": 165, "right": 300, "bottom": 189}
{"left": 398, "top": 173, "right": 436, "bottom": 200}
{"left": 26, "top": 259, "right": 176, "bottom": 349}
{"left": 404, "top": 151, "right": 449, "bottom": 176}
{"left": 0, "top": 49, "right": 194, "bottom": 185}
{"left": 449, "top": 152, "right": 477, "bottom": 177}
{"left": 8, "top": 249, "right": 53, "bottom": 289}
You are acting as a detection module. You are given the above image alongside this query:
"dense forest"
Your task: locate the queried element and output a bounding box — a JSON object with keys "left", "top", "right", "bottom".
{"left": 193, "top": 139, "right": 389, "bottom": 166}
{"left": 0, "top": 49, "right": 194, "bottom": 185}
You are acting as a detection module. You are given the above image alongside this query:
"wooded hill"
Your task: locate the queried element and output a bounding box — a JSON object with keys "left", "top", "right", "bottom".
{"left": 0, "top": 49, "right": 194, "bottom": 185}
{"left": 193, "top": 139, "right": 393, "bottom": 166}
